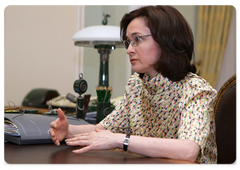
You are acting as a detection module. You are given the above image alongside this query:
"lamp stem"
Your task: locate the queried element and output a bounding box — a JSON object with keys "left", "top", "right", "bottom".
{"left": 97, "top": 48, "right": 112, "bottom": 87}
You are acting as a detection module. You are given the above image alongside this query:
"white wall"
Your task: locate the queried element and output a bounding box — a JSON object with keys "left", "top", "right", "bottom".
{"left": 4, "top": 6, "right": 81, "bottom": 106}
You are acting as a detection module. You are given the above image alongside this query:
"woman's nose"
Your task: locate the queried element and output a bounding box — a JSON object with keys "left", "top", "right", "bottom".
{"left": 126, "top": 43, "right": 135, "bottom": 55}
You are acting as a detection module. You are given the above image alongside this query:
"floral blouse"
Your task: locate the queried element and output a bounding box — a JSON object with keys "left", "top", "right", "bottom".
{"left": 100, "top": 72, "right": 217, "bottom": 164}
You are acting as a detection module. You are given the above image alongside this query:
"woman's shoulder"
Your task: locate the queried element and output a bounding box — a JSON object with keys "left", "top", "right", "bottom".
{"left": 182, "top": 73, "right": 217, "bottom": 94}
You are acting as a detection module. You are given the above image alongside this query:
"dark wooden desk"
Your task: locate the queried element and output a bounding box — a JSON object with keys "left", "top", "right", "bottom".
{"left": 5, "top": 142, "right": 193, "bottom": 164}
{"left": 20, "top": 106, "right": 49, "bottom": 114}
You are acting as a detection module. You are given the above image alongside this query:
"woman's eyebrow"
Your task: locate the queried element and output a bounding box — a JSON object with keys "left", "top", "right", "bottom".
{"left": 131, "top": 32, "right": 139, "bottom": 36}
{"left": 126, "top": 32, "right": 141, "bottom": 39}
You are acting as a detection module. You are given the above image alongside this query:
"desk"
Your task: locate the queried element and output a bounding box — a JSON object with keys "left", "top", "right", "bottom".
{"left": 5, "top": 106, "right": 49, "bottom": 114}
{"left": 5, "top": 142, "right": 193, "bottom": 164}
{"left": 5, "top": 106, "right": 76, "bottom": 115}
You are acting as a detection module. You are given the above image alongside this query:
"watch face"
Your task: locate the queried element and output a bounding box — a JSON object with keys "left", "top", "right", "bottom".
{"left": 123, "top": 138, "right": 129, "bottom": 144}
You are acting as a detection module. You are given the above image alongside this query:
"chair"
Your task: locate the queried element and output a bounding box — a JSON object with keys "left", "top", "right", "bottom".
{"left": 214, "top": 74, "right": 236, "bottom": 164}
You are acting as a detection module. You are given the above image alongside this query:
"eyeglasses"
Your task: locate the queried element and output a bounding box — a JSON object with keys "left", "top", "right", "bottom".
{"left": 123, "top": 34, "right": 151, "bottom": 49}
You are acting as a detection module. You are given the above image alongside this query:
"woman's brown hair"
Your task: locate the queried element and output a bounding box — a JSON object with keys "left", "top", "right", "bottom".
{"left": 120, "top": 5, "right": 196, "bottom": 81}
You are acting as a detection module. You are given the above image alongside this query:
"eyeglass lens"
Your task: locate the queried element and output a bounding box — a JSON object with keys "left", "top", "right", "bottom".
{"left": 123, "top": 36, "right": 139, "bottom": 49}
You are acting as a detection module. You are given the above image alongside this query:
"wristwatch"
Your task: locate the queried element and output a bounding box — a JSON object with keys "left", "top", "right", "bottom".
{"left": 123, "top": 133, "right": 130, "bottom": 151}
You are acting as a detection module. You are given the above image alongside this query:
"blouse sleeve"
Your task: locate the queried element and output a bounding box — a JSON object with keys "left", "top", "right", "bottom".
{"left": 177, "top": 80, "right": 217, "bottom": 162}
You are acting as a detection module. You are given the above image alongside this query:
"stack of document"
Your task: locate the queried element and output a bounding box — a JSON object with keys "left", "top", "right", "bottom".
{"left": 4, "top": 113, "right": 89, "bottom": 145}
{"left": 4, "top": 119, "right": 20, "bottom": 137}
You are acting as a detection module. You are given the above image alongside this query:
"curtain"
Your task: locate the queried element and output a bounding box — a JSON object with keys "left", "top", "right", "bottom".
{"left": 196, "top": 6, "right": 233, "bottom": 88}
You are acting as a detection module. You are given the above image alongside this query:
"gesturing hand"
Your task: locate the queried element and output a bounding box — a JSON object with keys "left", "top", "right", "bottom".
{"left": 65, "top": 128, "right": 121, "bottom": 154}
{"left": 49, "top": 108, "right": 69, "bottom": 146}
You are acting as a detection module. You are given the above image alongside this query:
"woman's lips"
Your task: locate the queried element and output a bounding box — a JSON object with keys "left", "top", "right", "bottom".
{"left": 130, "top": 59, "right": 138, "bottom": 64}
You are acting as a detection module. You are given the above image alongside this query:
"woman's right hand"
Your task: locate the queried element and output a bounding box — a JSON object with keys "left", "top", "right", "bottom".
{"left": 49, "top": 108, "right": 69, "bottom": 146}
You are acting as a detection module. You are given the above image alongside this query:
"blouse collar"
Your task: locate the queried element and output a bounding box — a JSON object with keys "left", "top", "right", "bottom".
{"left": 141, "top": 73, "right": 174, "bottom": 95}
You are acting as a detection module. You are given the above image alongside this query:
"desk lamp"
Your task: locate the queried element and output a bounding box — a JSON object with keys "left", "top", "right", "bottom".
{"left": 72, "top": 14, "right": 124, "bottom": 122}
{"left": 72, "top": 14, "right": 123, "bottom": 87}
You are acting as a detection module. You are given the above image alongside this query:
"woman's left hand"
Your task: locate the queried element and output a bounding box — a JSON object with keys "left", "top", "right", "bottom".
{"left": 65, "top": 128, "right": 122, "bottom": 153}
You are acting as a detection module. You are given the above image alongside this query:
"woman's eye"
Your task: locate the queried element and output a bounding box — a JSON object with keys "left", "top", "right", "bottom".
{"left": 136, "top": 36, "right": 142, "bottom": 42}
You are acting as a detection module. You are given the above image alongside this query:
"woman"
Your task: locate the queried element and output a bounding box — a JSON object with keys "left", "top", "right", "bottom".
{"left": 49, "top": 6, "right": 217, "bottom": 164}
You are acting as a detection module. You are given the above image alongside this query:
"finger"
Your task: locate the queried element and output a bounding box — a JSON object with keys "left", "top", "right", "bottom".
{"left": 49, "top": 130, "right": 57, "bottom": 142}
{"left": 72, "top": 146, "right": 92, "bottom": 154}
{"left": 50, "top": 130, "right": 58, "bottom": 143}
{"left": 53, "top": 139, "right": 60, "bottom": 146}
{"left": 66, "top": 135, "right": 88, "bottom": 143}
{"left": 65, "top": 137, "right": 78, "bottom": 142}
{"left": 66, "top": 139, "right": 86, "bottom": 146}
{"left": 77, "top": 132, "right": 90, "bottom": 136}
{"left": 56, "top": 140, "right": 60, "bottom": 146}
{"left": 66, "top": 136, "right": 91, "bottom": 146}
{"left": 73, "top": 134, "right": 82, "bottom": 137}
{"left": 49, "top": 130, "right": 60, "bottom": 146}
{"left": 49, "top": 129, "right": 55, "bottom": 137}
{"left": 70, "top": 133, "right": 89, "bottom": 140}
{"left": 50, "top": 121, "right": 57, "bottom": 129}
{"left": 57, "top": 108, "right": 66, "bottom": 120}
{"left": 65, "top": 136, "right": 85, "bottom": 144}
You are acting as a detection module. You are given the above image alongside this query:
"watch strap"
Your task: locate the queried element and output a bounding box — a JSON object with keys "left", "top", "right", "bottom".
{"left": 123, "top": 133, "right": 130, "bottom": 151}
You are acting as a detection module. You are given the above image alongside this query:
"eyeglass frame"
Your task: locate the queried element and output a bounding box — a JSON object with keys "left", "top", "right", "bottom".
{"left": 123, "top": 34, "right": 151, "bottom": 49}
